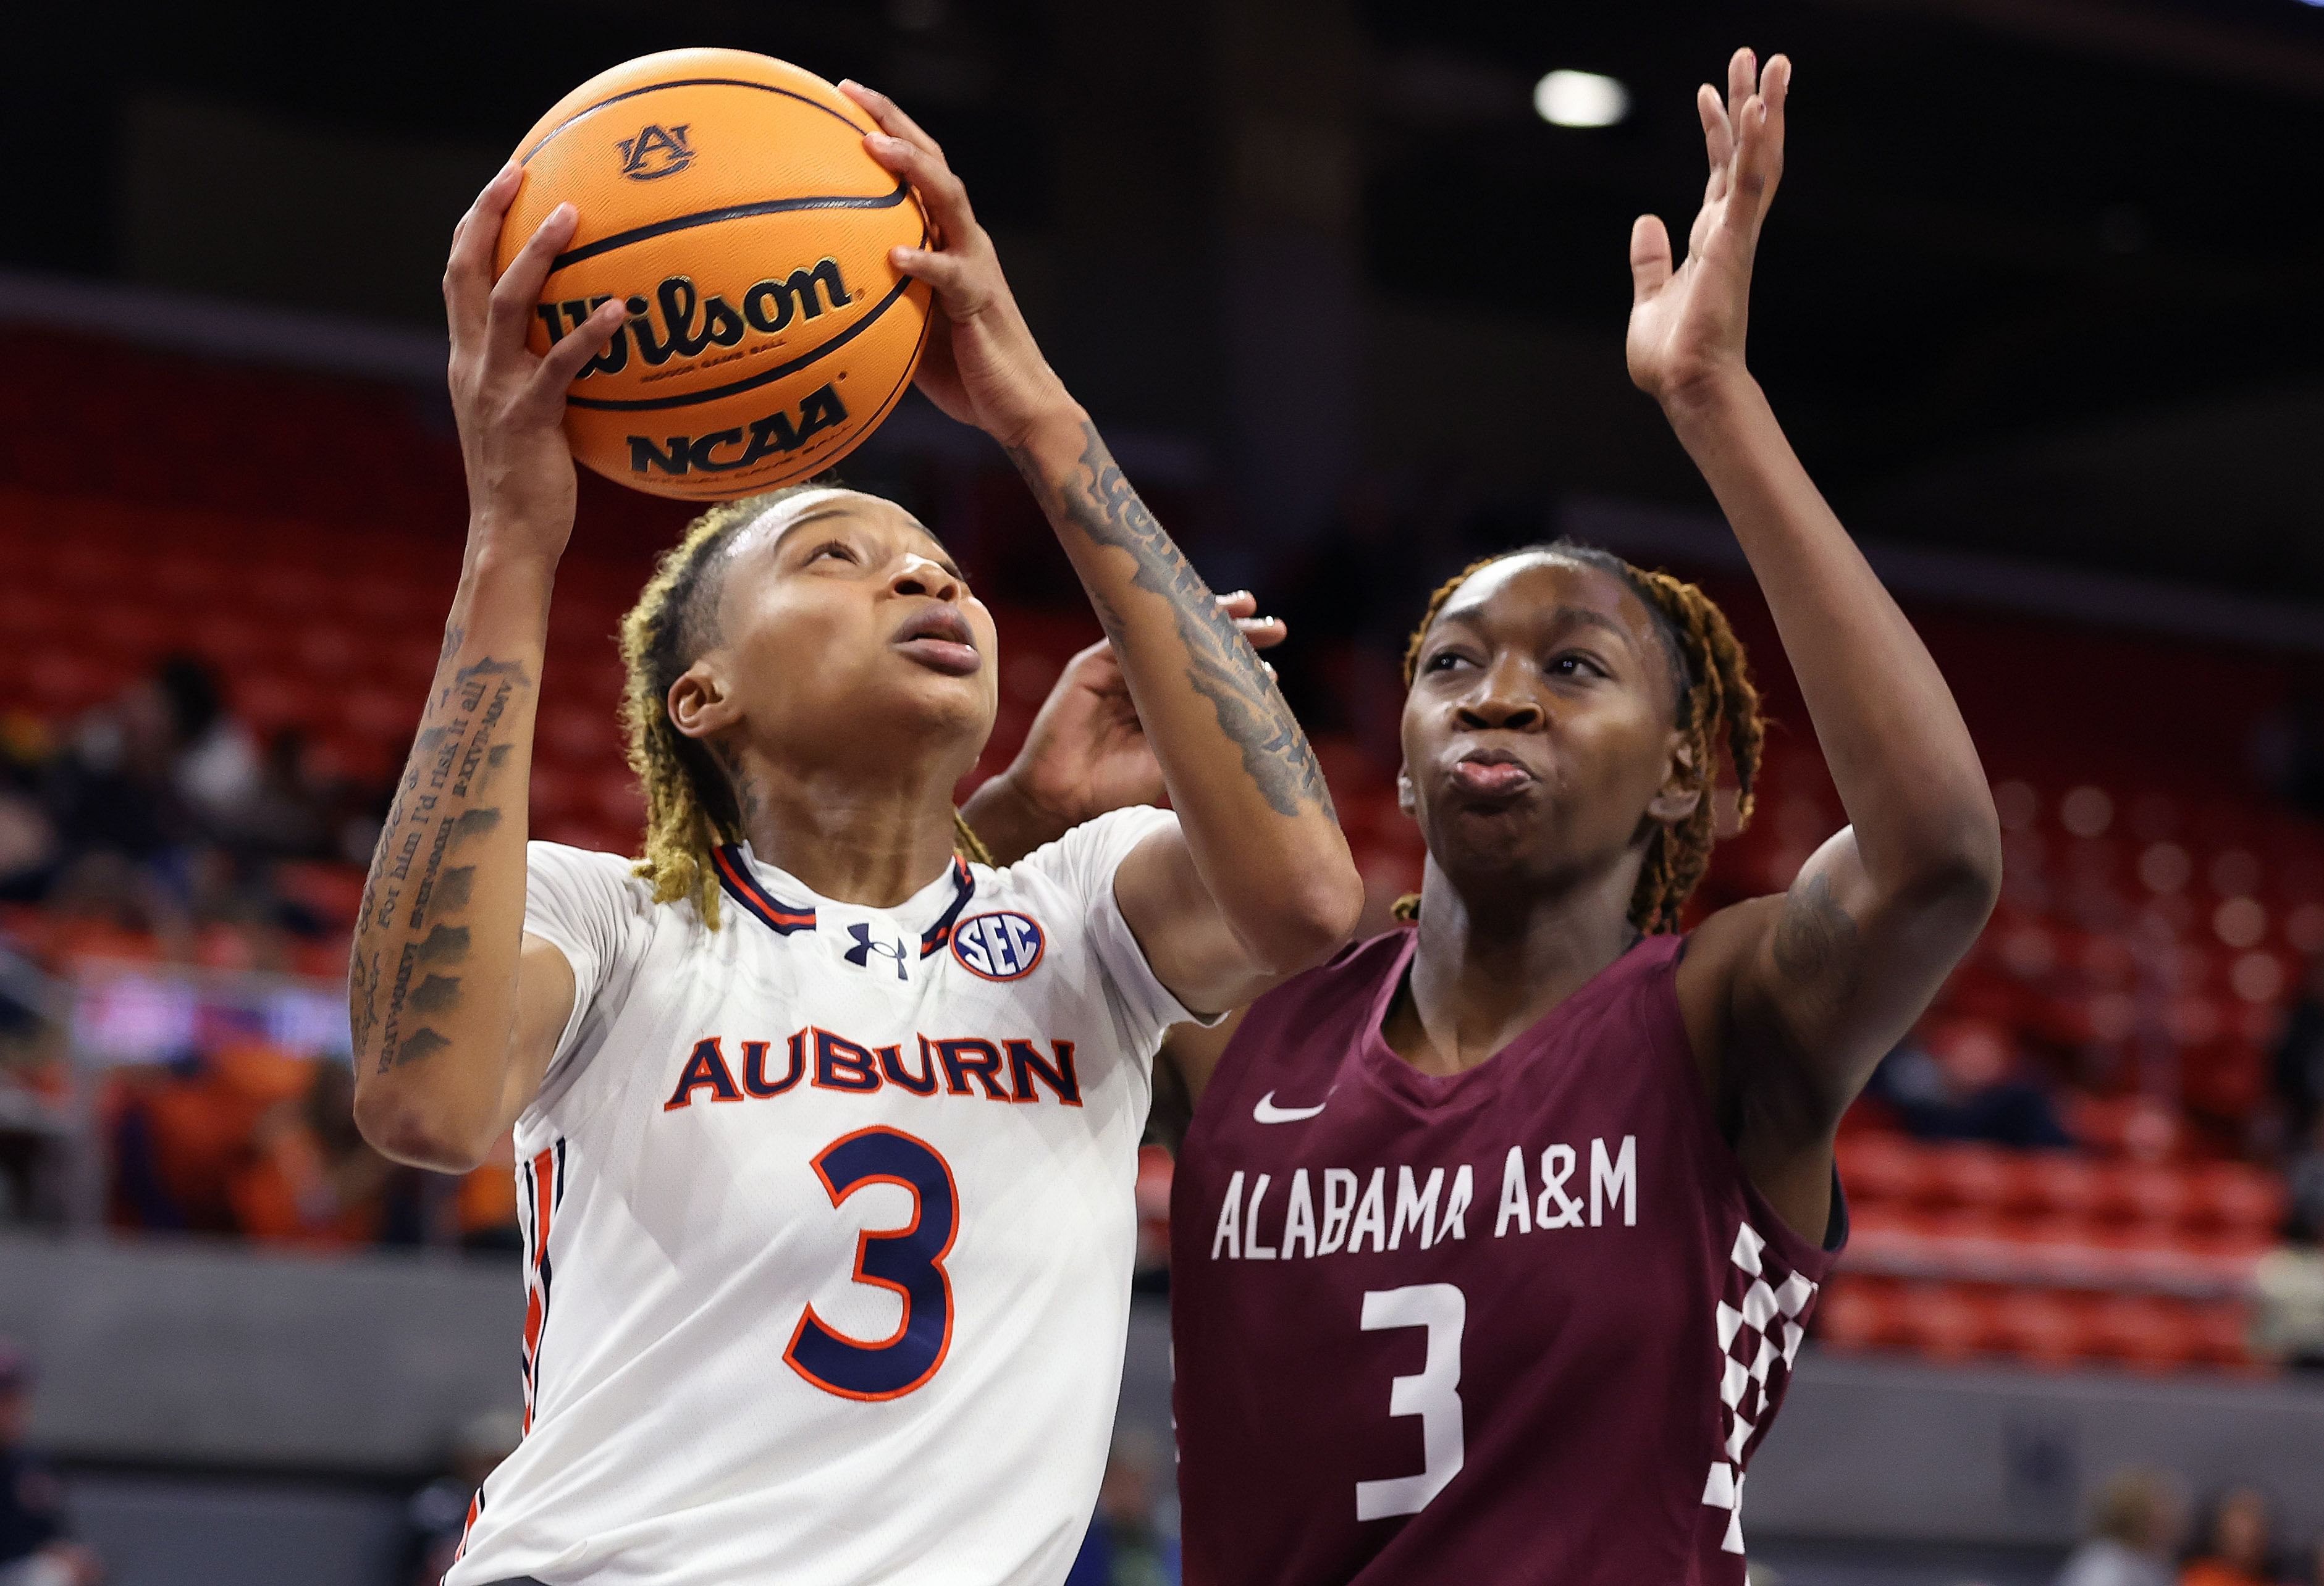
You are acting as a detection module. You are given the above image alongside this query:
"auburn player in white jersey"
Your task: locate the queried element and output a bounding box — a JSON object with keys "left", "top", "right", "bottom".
{"left": 347, "top": 81, "right": 1362, "bottom": 1586}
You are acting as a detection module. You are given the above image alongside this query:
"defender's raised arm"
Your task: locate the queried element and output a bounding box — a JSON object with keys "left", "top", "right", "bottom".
{"left": 1636, "top": 52, "right": 2004, "bottom": 1231}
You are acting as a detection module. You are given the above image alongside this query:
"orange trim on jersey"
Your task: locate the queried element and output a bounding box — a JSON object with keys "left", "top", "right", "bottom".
{"left": 917, "top": 855, "right": 977, "bottom": 957}
{"left": 519, "top": 1143, "right": 560, "bottom": 1435}
{"left": 710, "top": 845, "right": 817, "bottom": 935}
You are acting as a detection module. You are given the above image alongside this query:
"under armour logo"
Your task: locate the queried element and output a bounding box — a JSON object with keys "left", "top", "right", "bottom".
{"left": 845, "top": 923, "right": 908, "bottom": 980}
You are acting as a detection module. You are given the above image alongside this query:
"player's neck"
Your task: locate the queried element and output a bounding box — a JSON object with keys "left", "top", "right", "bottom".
{"left": 727, "top": 749, "right": 962, "bottom": 908}
{"left": 1391, "top": 861, "right": 1640, "bottom": 1078}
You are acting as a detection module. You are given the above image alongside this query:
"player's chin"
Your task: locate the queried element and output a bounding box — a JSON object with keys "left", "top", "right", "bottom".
{"left": 1423, "top": 789, "right": 1559, "bottom": 863}
{"left": 875, "top": 666, "right": 996, "bottom": 742}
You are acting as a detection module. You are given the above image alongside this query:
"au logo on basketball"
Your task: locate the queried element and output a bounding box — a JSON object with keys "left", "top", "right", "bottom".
{"left": 951, "top": 912, "right": 1046, "bottom": 982}
{"left": 616, "top": 124, "right": 695, "bottom": 180}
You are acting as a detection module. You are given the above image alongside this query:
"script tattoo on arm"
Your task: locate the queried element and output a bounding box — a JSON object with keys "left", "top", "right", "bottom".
{"left": 1009, "top": 421, "right": 1333, "bottom": 820}
{"left": 350, "top": 656, "right": 531, "bottom": 1075}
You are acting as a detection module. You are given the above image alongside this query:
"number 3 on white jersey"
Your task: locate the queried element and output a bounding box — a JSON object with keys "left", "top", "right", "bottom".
{"left": 1354, "top": 1283, "right": 1467, "bottom": 1521}
{"left": 783, "top": 1127, "right": 960, "bottom": 1401}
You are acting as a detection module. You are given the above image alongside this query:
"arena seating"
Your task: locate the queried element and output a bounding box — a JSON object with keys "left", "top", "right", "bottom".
{"left": 1, "top": 330, "right": 2312, "bottom": 1372}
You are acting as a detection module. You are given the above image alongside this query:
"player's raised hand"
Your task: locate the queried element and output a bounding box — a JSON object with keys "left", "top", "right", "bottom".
{"left": 1626, "top": 49, "right": 1790, "bottom": 409}
{"left": 1004, "top": 594, "right": 1288, "bottom": 829}
{"left": 443, "top": 163, "right": 625, "bottom": 558}
{"left": 840, "top": 81, "right": 1079, "bottom": 451}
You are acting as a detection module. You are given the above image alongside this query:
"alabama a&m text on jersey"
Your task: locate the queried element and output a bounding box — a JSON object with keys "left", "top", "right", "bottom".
{"left": 1170, "top": 931, "right": 1843, "bottom": 1586}
{"left": 446, "top": 807, "right": 1200, "bottom": 1586}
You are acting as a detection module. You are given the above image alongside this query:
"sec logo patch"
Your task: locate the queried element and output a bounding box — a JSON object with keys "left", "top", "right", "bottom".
{"left": 951, "top": 911, "right": 1046, "bottom": 981}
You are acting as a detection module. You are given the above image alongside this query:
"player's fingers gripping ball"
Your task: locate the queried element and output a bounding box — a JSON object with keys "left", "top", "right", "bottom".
{"left": 498, "top": 48, "right": 933, "bottom": 501}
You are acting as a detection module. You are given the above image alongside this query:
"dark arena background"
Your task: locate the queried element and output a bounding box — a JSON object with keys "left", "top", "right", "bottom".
{"left": 4, "top": 2, "right": 2324, "bottom": 1584}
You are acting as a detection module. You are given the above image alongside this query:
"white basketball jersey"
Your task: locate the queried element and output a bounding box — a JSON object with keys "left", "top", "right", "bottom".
{"left": 445, "top": 807, "right": 1194, "bottom": 1586}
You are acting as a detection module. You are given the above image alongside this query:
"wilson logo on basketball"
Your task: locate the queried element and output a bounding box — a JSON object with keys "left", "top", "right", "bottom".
{"left": 537, "top": 263, "right": 853, "bottom": 380}
{"left": 628, "top": 382, "right": 850, "bottom": 478}
{"left": 950, "top": 912, "right": 1046, "bottom": 982}
{"left": 615, "top": 124, "right": 695, "bottom": 180}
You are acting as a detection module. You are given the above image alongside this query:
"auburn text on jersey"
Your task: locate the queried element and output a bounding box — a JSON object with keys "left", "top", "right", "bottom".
{"left": 662, "top": 1028, "right": 1082, "bottom": 1112}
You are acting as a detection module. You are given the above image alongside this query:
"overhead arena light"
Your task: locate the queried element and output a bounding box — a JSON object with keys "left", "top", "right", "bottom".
{"left": 1533, "top": 70, "right": 1630, "bottom": 128}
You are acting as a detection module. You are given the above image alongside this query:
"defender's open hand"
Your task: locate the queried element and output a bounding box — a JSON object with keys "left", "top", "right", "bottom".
{"left": 1006, "top": 592, "right": 1289, "bottom": 828}
{"left": 1626, "top": 49, "right": 1790, "bottom": 411}
{"left": 841, "top": 81, "right": 1078, "bottom": 451}
{"left": 443, "top": 164, "right": 625, "bottom": 555}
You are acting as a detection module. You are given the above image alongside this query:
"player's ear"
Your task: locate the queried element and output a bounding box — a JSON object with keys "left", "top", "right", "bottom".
{"left": 1644, "top": 734, "right": 1701, "bottom": 826}
{"left": 667, "top": 660, "right": 741, "bottom": 741}
{"left": 1396, "top": 762, "right": 1417, "bottom": 817}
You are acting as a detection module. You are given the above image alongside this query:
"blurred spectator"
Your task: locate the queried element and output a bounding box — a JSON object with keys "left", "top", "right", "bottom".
{"left": 2179, "top": 1488, "right": 2276, "bottom": 1586}
{"left": 2273, "top": 955, "right": 2324, "bottom": 1146}
{"left": 1871, "top": 1017, "right": 2075, "bottom": 1149}
{"left": 228, "top": 1060, "right": 394, "bottom": 1247}
{"left": 0, "top": 972, "right": 65, "bottom": 1227}
{"left": 0, "top": 1340, "right": 101, "bottom": 1586}
{"left": 0, "top": 718, "right": 60, "bottom": 905}
{"left": 221, "top": 729, "right": 334, "bottom": 863}
{"left": 44, "top": 682, "right": 182, "bottom": 866}
{"left": 402, "top": 1408, "right": 523, "bottom": 1586}
{"left": 107, "top": 1029, "right": 312, "bottom": 1235}
{"left": 2252, "top": 1117, "right": 2324, "bottom": 1370}
{"left": 154, "top": 655, "right": 260, "bottom": 841}
{"left": 2055, "top": 1468, "right": 2183, "bottom": 1586}
{"left": 1064, "top": 1432, "right": 1174, "bottom": 1586}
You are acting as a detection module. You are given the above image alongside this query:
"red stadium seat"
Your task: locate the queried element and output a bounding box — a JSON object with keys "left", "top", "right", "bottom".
{"left": 1812, "top": 1277, "right": 1906, "bottom": 1354}
{"left": 539, "top": 703, "right": 620, "bottom": 768}
{"left": 1889, "top": 1282, "right": 1989, "bottom": 1362}
{"left": 1981, "top": 1289, "right": 2086, "bottom": 1368}
{"left": 235, "top": 673, "right": 326, "bottom": 736}
{"left": 2015, "top": 1154, "right": 2108, "bottom": 1223}
{"left": 592, "top": 776, "right": 646, "bottom": 828}
{"left": 1833, "top": 1132, "right": 1932, "bottom": 1210}
{"left": 2185, "top": 1301, "right": 2254, "bottom": 1370}
{"left": 2095, "top": 1161, "right": 2194, "bottom": 1230}
{"left": 342, "top": 686, "right": 419, "bottom": 748}
{"left": 2187, "top": 1163, "right": 2286, "bottom": 1236}
{"left": 24, "top": 652, "right": 118, "bottom": 716}
{"left": 1921, "top": 1143, "right": 2020, "bottom": 1214}
{"left": 2078, "top": 1294, "right": 2199, "bottom": 1373}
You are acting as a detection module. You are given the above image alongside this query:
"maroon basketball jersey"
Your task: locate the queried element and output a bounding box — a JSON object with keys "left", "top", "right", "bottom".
{"left": 1169, "top": 929, "right": 1842, "bottom": 1586}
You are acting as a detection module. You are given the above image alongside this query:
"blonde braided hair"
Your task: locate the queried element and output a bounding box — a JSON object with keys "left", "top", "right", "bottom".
{"left": 1391, "top": 542, "right": 1763, "bottom": 934}
{"left": 617, "top": 484, "right": 995, "bottom": 929}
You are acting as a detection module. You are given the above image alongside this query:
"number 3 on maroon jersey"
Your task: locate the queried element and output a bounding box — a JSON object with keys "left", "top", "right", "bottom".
{"left": 784, "top": 1127, "right": 960, "bottom": 1401}
{"left": 1355, "top": 1283, "right": 1467, "bottom": 1520}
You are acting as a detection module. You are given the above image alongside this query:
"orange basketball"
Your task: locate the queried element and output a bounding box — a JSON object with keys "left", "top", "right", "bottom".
{"left": 497, "top": 49, "right": 932, "bottom": 502}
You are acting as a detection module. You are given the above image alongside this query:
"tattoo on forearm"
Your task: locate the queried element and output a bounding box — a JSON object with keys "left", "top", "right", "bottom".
{"left": 1011, "top": 422, "right": 1333, "bottom": 820}
{"left": 1772, "top": 872, "right": 1863, "bottom": 1002}
{"left": 351, "top": 654, "right": 533, "bottom": 1074}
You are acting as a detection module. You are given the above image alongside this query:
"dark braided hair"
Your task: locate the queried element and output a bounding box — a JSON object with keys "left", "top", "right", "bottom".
{"left": 618, "top": 483, "right": 993, "bottom": 928}
{"left": 1393, "top": 540, "right": 1764, "bottom": 934}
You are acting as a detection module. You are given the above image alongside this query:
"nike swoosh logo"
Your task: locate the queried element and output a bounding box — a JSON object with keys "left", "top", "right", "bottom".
{"left": 1253, "top": 1090, "right": 1328, "bottom": 1124}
